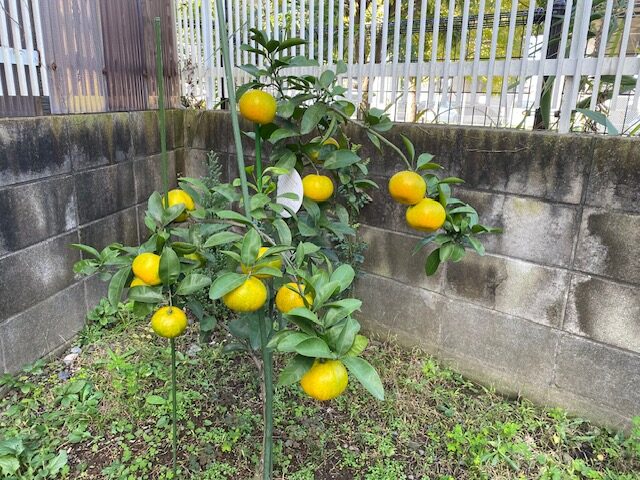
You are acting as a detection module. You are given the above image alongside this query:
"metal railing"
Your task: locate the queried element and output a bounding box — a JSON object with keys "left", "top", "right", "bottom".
{"left": 176, "top": 0, "right": 640, "bottom": 134}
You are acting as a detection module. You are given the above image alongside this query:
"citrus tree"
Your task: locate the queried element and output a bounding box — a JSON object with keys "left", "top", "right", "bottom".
{"left": 71, "top": 25, "right": 499, "bottom": 479}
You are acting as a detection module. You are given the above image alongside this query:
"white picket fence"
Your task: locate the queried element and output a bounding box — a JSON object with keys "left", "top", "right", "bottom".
{"left": 175, "top": 0, "right": 639, "bottom": 134}
{"left": 0, "top": 0, "right": 48, "bottom": 97}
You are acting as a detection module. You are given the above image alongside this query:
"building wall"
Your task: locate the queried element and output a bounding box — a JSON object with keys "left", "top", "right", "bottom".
{"left": 0, "top": 110, "right": 183, "bottom": 372}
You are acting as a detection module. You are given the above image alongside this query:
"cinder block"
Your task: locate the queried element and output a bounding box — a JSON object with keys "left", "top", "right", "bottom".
{"left": 440, "top": 299, "right": 560, "bottom": 387}
{"left": 445, "top": 253, "right": 570, "bottom": 328}
{"left": 75, "top": 161, "right": 136, "bottom": 224}
{"left": 0, "top": 175, "right": 77, "bottom": 255}
{"left": 354, "top": 272, "right": 443, "bottom": 354}
{"left": 586, "top": 136, "right": 640, "bottom": 213}
{"left": 0, "top": 231, "right": 81, "bottom": 322}
{"left": 179, "top": 148, "right": 210, "bottom": 180}
{"left": 130, "top": 111, "right": 161, "bottom": 157}
{"left": 79, "top": 207, "right": 139, "bottom": 252}
{"left": 0, "top": 283, "right": 86, "bottom": 373}
{"left": 451, "top": 128, "right": 592, "bottom": 204}
{"left": 64, "top": 112, "right": 133, "bottom": 171}
{"left": 168, "top": 109, "right": 184, "bottom": 149}
{"left": 456, "top": 188, "right": 580, "bottom": 268}
{"left": 564, "top": 274, "right": 640, "bottom": 354}
{"left": 0, "top": 116, "right": 69, "bottom": 187}
{"left": 555, "top": 333, "right": 640, "bottom": 415}
{"left": 574, "top": 208, "right": 640, "bottom": 284}
{"left": 360, "top": 225, "right": 445, "bottom": 293}
{"left": 185, "top": 110, "right": 231, "bottom": 153}
{"left": 133, "top": 152, "right": 177, "bottom": 204}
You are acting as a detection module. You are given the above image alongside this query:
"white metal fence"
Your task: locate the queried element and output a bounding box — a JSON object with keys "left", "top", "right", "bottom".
{"left": 177, "top": 0, "right": 640, "bottom": 133}
{"left": 0, "top": 0, "right": 48, "bottom": 97}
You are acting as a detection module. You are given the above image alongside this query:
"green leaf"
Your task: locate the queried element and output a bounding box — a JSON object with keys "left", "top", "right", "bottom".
{"left": 318, "top": 70, "right": 336, "bottom": 88}
{"left": 145, "top": 394, "right": 166, "bottom": 405}
{"left": 328, "top": 317, "right": 360, "bottom": 356}
{"left": 301, "top": 103, "right": 327, "bottom": 134}
{"left": 277, "top": 37, "right": 307, "bottom": 51}
{"left": 576, "top": 108, "right": 619, "bottom": 135}
{"left": 330, "top": 264, "right": 355, "bottom": 293}
{"left": 323, "top": 299, "right": 362, "bottom": 327}
{"left": 216, "top": 210, "right": 253, "bottom": 224}
{"left": 0, "top": 455, "right": 19, "bottom": 475}
{"left": 400, "top": 134, "right": 415, "bottom": 161}
{"left": 425, "top": 248, "right": 441, "bottom": 276}
{"left": 176, "top": 274, "right": 212, "bottom": 296}
{"left": 285, "top": 307, "right": 321, "bottom": 325}
{"left": 200, "top": 315, "right": 217, "bottom": 332}
{"left": 160, "top": 247, "right": 180, "bottom": 286}
{"left": 209, "top": 272, "right": 247, "bottom": 300}
{"left": 269, "top": 128, "right": 300, "bottom": 143}
{"left": 47, "top": 450, "right": 68, "bottom": 475}
{"left": 276, "top": 332, "right": 313, "bottom": 352}
{"left": 450, "top": 244, "right": 466, "bottom": 262}
{"left": 128, "top": 286, "right": 164, "bottom": 303}
{"left": 71, "top": 243, "right": 101, "bottom": 259}
{"left": 439, "top": 243, "right": 455, "bottom": 262}
{"left": 277, "top": 355, "right": 314, "bottom": 387}
{"left": 273, "top": 219, "right": 292, "bottom": 245}
{"left": 366, "top": 131, "right": 382, "bottom": 150}
{"left": 108, "top": 266, "right": 131, "bottom": 308}
{"left": 345, "top": 334, "right": 369, "bottom": 357}
{"left": 323, "top": 150, "right": 361, "bottom": 169}
{"left": 240, "top": 228, "right": 261, "bottom": 266}
{"left": 294, "top": 338, "right": 335, "bottom": 359}
{"left": 467, "top": 236, "right": 486, "bottom": 256}
{"left": 147, "top": 191, "right": 164, "bottom": 223}
{"left": 439, "top": 177, "right": 465, "bottom": 184}
{"left": 203, "top": 231, "right": 242, "bottom": 248}
{"left": 417, "top": 153, "right": 441, "bottom": 170}
{"left": 342, "top": 357, "right": 384, "bottom": 400}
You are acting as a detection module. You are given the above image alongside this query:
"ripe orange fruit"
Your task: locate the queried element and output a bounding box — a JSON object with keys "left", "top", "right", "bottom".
{"left": 388, "top": 171, "right": 427, "bottom": 205}
{"left": 164, "top": 189, "right": 195, "bottom": 222}
{"left": 241, "top": 247, "right": 282, "bottom": 279}
{"left": 309, "top": 137, "right": 340, "bottom": 163}
{"left": 130, "top": 276, "right": 148, "bottom": 288}
{"left": 406, "top": 198, "right": 446, "bottom": 232}
{"left": 151, "top": 306, "right": 188, "bottom": 338}
{"left": 238, "top": 90, "right": 277, "bottom": 125}
{"left": 222, "top": 277, "right": 267, "bottom": 312}
{"left": 132, "top": 252, "right": 161, "bottom": 286}
{"left": 302, "top": 174, "right": 334, "bottom": 202}
{"left": 300, "top": 359, "right": 349, "bottom": 401}
{"left": 275, "top": 282, "right": 313, "bottom": 313}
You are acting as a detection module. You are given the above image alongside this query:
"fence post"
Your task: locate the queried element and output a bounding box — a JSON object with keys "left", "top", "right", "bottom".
{"left": 202, "top": 0, "right": 215, "bottom": 108}
{"left": 533, "top": 0, "right": 565, "bottom": 129}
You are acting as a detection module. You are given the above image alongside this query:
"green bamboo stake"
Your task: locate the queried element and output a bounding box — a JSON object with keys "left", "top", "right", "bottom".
{"left": 214, "top": 0, "right": 251, "bottom": 217}
{"left": 154, "top": 18, "right": 169, "bottom": 206}
{"left": 155, "top": 18, "right": 177, "bottom": 477}
{"left": 170, "top": 338, "right": 178, "bottom": 476}
{"left": 214, "top": 3, "right": 274, "bottom": 478}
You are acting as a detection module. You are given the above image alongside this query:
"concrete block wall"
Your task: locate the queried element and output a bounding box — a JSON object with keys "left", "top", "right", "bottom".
{"left": 2, "top": 109, "right": 638, "bottom": 430}
{"left": 348, "top": 123, "right": 640, "bottom": 429}
{"left": 0, "top": 111, "right": 183, "bottom": 373}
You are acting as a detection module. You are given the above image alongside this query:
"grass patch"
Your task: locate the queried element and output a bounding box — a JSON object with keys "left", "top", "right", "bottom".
{"left": 1, "top": 312, "right": 638, "bottom": 479}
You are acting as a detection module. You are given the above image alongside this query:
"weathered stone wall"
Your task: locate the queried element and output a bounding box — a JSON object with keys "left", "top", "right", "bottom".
{"left": 348, "top": 123, "right": 640, "bottom": 429}
{"left": 0, "top": 111, "right": 183, "bottom": 373}
{"left": 3, "top": 109, "right": 638, "bottom": 430}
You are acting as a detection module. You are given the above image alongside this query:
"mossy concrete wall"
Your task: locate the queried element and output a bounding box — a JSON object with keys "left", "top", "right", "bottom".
{"left": 2, "top": 109, "right": 638, "bottom": 430}
{"left": 0, "top": 111, "right": 184, "bottom": 373}
{"left": 346, "top": 123, "right": 640, "bottom": 430}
